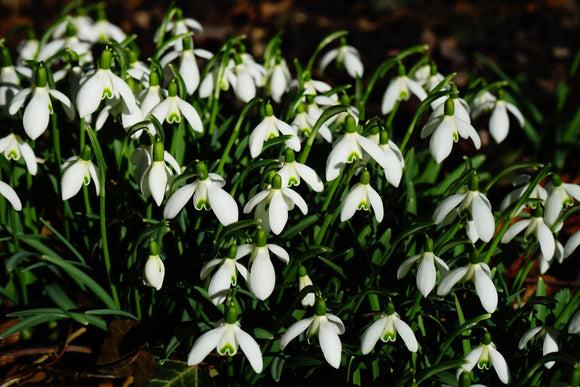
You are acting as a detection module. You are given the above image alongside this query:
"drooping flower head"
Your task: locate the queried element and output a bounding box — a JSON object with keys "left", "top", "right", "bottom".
{"left": 457, "top": 333, "right": 510, "bottom": 385}
{"left": 501, "top": 205, "right": 555, "bottom": 260}
{"left": 340, "top": 169, "right": 384, "bottom": 223}
{"left": 200, "top": 245, "right": 248, "bottom": 305}
{"left": 319, "top": 37, "right": 364, "bottom": 78}
{"left": 61, "top": 145, "right": 100, "bottom": 201}
{"left": 143, "top": 240, "right": 165, "bottom": 291}
{"left": 187, "top": 303, "right": 263, "bottom": 373}
{"left": 544, "top": 174, "right": 580, "bottom": 227}
{"left": 0, "top": 133, "right": 37, "bottom": 175}
{"left": 151, "top": 78, "right": 203, "bottom": 133}
{"left": 381, "top": 62, "right": 427, "bottom": 115}
{"left": 140, "top": 141, "right": 179, "bottom": 206}
{"left": 249, "top": 103, "right": 300, "bottom": 158}
{"left": 298, "top": 265, "right": 316, "bottom": 307}
{"left": 277, "top": 148, "right": 324, "bottom": 192}
{"left": 360, "top": 302, "right": 418, "bottom": 354}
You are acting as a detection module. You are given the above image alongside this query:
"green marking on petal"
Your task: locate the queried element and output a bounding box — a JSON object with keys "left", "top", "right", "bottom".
{"left": 357, "top": 201, "right": 369, "bottom": 211}
{"left": 219, "top": 343, "right": 236, "bottom": 356}
{"left": 564, "top": 197, "right": 574, "bottom": 207}
{"left": 347, "top": 152, "right": 360, "bottom": 163}
{"left": 168, "top": 112, "right": 181, "bottom": 123}
{"left": 399, "top": 90, "right": 409, "bottom": 100}
{"left": 83, "top": 175, "right": 90, "bottom": 185}
{"left": 195, "top": 199, "right": 210, "bottom": 210}
{"left": 102, "top": 88, "right": 113, "bottom": 100}
{"left": 382, "top": 331, "right": 396, "bottom": 342}
{"left": 7, "top": 150, "right": 18, "bottom": 160}
{"left": 289, "top": 177, "right": 300, "bottom": 186}
{"left": 452, "top": 131, "right": 458, "bottom": 142}
{"left": 478, "top": 358, "right": 490, "bottom": 370}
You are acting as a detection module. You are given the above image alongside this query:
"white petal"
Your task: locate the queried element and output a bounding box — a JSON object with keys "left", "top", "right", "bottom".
{"left": 143, "top": 255, "right": 165, "bottom": 290}
{"left": 283, "top": 188, "right": 308, "bottom": 215}
{"left": 49, "top": 88, "right": 75, "bottom": 120}
{"left": 472, "top": 195, "right": 495, "bottom": 242}
{"left": 490, "top": 102, "right": 509, "bottom": 143}
{"left": 344, "top": 51, "right": 364, "bottom": 78}
{"left": 543, "top": 329, "right": 558, "bottom": 369}
{"left": 243, "top": 189, "right": 270, "bottom": 214}
{"left": 518, "top": 326, "right": 542, "bottom": 349}
{"left": 23, "top": 91, "right": 50, "bottom": 140}
{"left": 361, "top": 317, "right": 386, "bottom": 355}
{"left": 294, "top": 163, "right": 323, "bottom": 192}
{"left": 110, "top": 73, "right": 138, "bottom": 112}
{"left": 280, "top": 317, "right": 313, "bottom": 350}
{"left": 381, "top": 80, "right": 400, "bottom": 114}
{"left": 358, "top": 135, "right": 391, "bottom": 172}
{"left": 163, "top": 183, "right": 196, "bottom": 219}
{"left": 568, "top": 309, "right": 580, "bottom": 334}
{"left": 208, "top": 260, "right": 235, "bottom": 304}
{"left": 367, "top": 185, "right": 384, "bottom": 222}
{"left": 416, "top": 254, "right": 436, "bottom": 297}
{"left": 341, "top": 184, "right": 363, "bottom": 222}
{"left": 235, "top": 326, "right": 264, "bottom": 373}
{"left": 235, "top": 70, "right": 255, "bottom": 103}
{"left": 458, "top": 346, "right": 483, "bottom": 378}
{"left": 19, "top": 142, "right": 38, "bottom": 175}
{"left": 325, "top": 135, "right": 353, "bottom": 181}
{"left": 437, "top": 266, "right": 469, "bottom": 296}
{"left": 249, "top": 120, "right": 269, "bottom": 158}
{"left": 0, "top": 181, "right": 22, "bottom": 211}
{"left": 382, "top": 148, "right": 403, "bottom": 187}
{"left": 250, "top": 252, "right": 275, "bottom": 300}
{"left": 177, "top": 98, "right": 203, "bottom": 133}
{"left": 319, "top": 319, "right": 342, "bottom": 368}
{"left": 148, "top": 162, "right": 168, "bottom": 206}
{"left": 151, "top": 99, "right": 170, "bottom": 124}
{"left": 319, "top": 49, "right": 338, "bottom": 72}
{"left": 61, "top": 161, "right": 86, "bottom": 200}
{"left": 77, "top": 73, "right": 104, "bottom": 118}
{"left": 208, "top": 184, "right": 239, "bottom": 226}
{"left": 200, "top": 258, "right": 223, "bottom": 280}
{"left": 536, "top": 221, "right": 555, "bottom": 259}
{"left": 393, "top": 316, "right": 418, "bottom": 352}
{"left": 8, "top": 88, "right": 32, "bottom": 115}
{"left": 433, "top": 193, "right": 466, "bottom": 224}
{"left": 544, "top": 190, "right": 563, "bottom": 227}
{"left": 489, "top": 346, "right": 510, "bottom": 384}
{"left": 506, "top": 102, "right": 525, "bottom": 127}
{"left": 501, "top": 219, "right": 531, "bottom": 243}
{"left": 268, "top": 191, "right": 288, "bottom": 235}
{"left": 267, "top": 244, "right": 289, "bottom": 263}
{"left": 429, "top": 120, "right": 454, "bottom": 163}
{"left": 326, "top": 313, "right": 346, "bottom": 334}
{"left": 474, "top": 265, "right": 498, "bottom": 313}
{"left": 396, "top": 255, "right": 421, "bottom": 279}
{"left": 564, "top": 230, "right": 580, "bottom": 258}
{"left": 187, "top": 326, "right": 226, "bottom": 365}
{"left": 88, "top": 162, "right": 100, "bottom": 196}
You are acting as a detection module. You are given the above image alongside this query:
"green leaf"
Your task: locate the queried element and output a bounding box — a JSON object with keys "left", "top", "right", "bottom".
{"left": 253, "top": 327, "right": 273, "bottom": 340}
{"left": 148, "top": 360, "right": 212, "bottom": 387}
{"left": 0, "top": 313, "right": 68, "bottom": 339}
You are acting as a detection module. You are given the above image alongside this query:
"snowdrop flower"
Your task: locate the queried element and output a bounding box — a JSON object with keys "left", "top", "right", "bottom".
{"left": 457, "top": 334, "right": 510, "bottom": 384}
{"left": 544, "top": 174, "right": 580, "bottom": 227}
{"left": 160, "top": 37, "right": 203, "bottom": 95}
{"left": 187, "top": 304, "right": 263, "bottom": 373}
{"left": 76, "top": 49, "right": 138, "bottom": 119}
{"left": 277, "top": 149, "right": 323, "bottom": 192}
{"left": 155, "top": 8, "right": 203, "bottom": 51}
{"left": 151, "top": 79, "right": 203, "bottom": 133}
{"left": 267, "top": 56, "right": 291, "bottom": 103}
{"left": 226, "top": 52, "right": 266, "bottom": 103}
{"left": 140, "top": 142, "right": 180, "bottom": 206}
{"left": 501, "top": 206, "right": 555, "bottom": 260}
{"left": 249, "top": 103, "right": 300, "bottom": 158}
{"left": 564, "top": 229, "right": 580, "bottom": 259}
{"left": 421, "top": 98, "right": 481, "bottom": 164}
{"left": 471, "top": 89, "right": 524, "bottom": 144}
{"left": 319, "top": 37, "right": 364, "bottom": 78}
{"left": 143, "top": 240, "right": 165, "bottom": 291}
{"left": 381, "top": 63, "right": 427, "bottom": 115}
{"left": 125, "top": 49, "right": 150, "bottom": 84}
{"left": 137, "top": 69, "right": 166, "bottom": 115}
{"left": 416, "top": 62, "right": 445, "bottom": 92}
{"left": 298, "top": 265, "right": 316, "bottom": 307}
{"left": 437, "top": 253, "right": 498, "bottom": 314}
{"left": 0, "top": 133, "right": 37, "bottom": 175}
{"left": 280, "top": 297, "right": 345, "bottom": 369}
{"left": 341, "top": 169, "right": 383, "bottom": 223}
{"left": 326, "top": 114, "right": 392, "bottom": 181}
{"left": 163, "top": 161, "right": 238, "bottom": 226}
{"left": 16, "top": 35, "right": 39, "bottom": 63}
{"left": 499, "top": 174, "right": 547, "bottom": 213}
{"left": 433, "top": 174, "right": 495, "bottom": 243}
{"left": 0, "top": 45, "right": 21, "bottom": 112}
{"left": 9, "top": 64, "right": 75, "bottom": 140}
{"left": 519, "top": 323, "right": 559, "bottom": 369}
{"left": 200, "top": 245, "right": 248, "bottom": 305}
{"left": 397, "top": 237, "right": 449, "bottom": 297}
{"left": 92, "top": 6, "right": 126, "bottom": 43}
{"left": 372, "top": 130, "right": 405, "bottom": 187}
{"left": 539, "top": 240, "right": 563, "bottom": 274}
{"left": 294, "top": 97, "right": 333, "bottom": 143}
{"left": 292, "top": 70, "right": 337, "bottom": 106}
{"left": 431, "top": 91, "right": 471, "bottom": 122}
{"left": 236, "top": 228, "right": 289, "bottom": 300}
{"left": 37, "top": 22, "right": 92, "bottom": 64}
{"left": 361, "top": 302, "right": 418, "bottom": 354}
{"left": 0, "top": 180, "right": 22, "bottom": 211}
{"left": 243, "top": 174, "right": 308, "bottom": 235}
{"left": 60, "top": 145, "right": 100, "bottom": 201}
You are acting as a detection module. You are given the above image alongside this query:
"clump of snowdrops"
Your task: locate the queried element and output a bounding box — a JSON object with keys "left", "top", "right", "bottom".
{"left": 0, "top": 2, "right": 579, "bottom": 386}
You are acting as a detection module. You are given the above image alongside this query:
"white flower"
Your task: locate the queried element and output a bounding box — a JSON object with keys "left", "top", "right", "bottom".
{"left": 9, "top": 65, "right": 75, "bottom": 140}
{"left": 292, "top": 99, "right": 333, "bottom": 143}
{"left": 76, "top": 49, "right": 138, "bottom": 119}
{"left": 544, "top": 174, "right": 580, "bottom": 227}
{"left": 143, "top": 241, "right": 165, "bottom": 291}
{"left": 280, "top": 297, "right": 345, "bottom": 369}
{"left": 370, "top": 129, "right": 405, "bottom": 188}
{"left": 499, "top": 174, "right": 547, "bottom": 213}
{"left": 163, "top": 162, "right": 238, "bottom": 226}
{"left": 226, "top": 53, "right": 266, "bottom": 102}
{"left": 0, "top": 46, "right": 21, "bottom": 112}
{"left": 91, "top": 8, "right": 126, "bottom": 43}
{"left": 160, "top": 37, "right": 205, "bottom": 95}
{"left": 60, "top": 146, "right": 100, "bottom": 201}
{"left": 139, "top": 142, "right": 181, "bottom": 207}
{"left": 361, "top": 303, "right": 418, "bottom": 354}
{"left": 151, "top": 79, "right": 203, "bottom": 133}
{"left": 277, "top": 149, "right": 323, "bottom": 192}
{"left": 0, "top": 133, "right": 37, "bottom": 175}
{"left": 457, "top": 334, "right": 510, "bottom": 384}
{"left": 236, "top": 229, "right": 289, "bottom": 300}
{"left": 249, "top": 103, "right": 300, "bottom": 158}
{"left": 397, "top": 238, "right": 449, "bottom": 297}
{"left": 381, "top": 64, "right": 427, "bottom": 114}
{"left": 341, "top": 169, "right": 383, "bottom": 223}
{"left": 501, "top": 206, "right": 555, "bottom": 260}
{"left": 421, "top": 98, "right": 481, "bottom": 163}
{"left": 130, "top": 144, "right": 179, "bottom": 191}
{"left": 243, "top": 174, "right": 308, "bottom": 235}
{"left": 471, "top": 90, "right": 524, "bottom": 144}
{"left": 0, "top": 180, "right": 22, "bottom": 211}
{"left": 433, "top": 175, "right": 495, "bottom": 243}
{"left": 539, "top": 241, "right": 563, "bottom": 274}
{"left": 155, "top": 8, "right": 203, "bottom": 51}
{"left": 137, "top": 70, "right": 166, "bottom": 115}
{"left": 564, "top": 229, "right": 580, "bottom": 259}
{"left": 437, "top": 257, "right": 498, "bottom": 314}
{"left": 187, "top": 304, "right": 263, "bottom": 373}
{"left": 267, "top": 57, "right": 291, "bottom": 103}
{"left": 200, "top": 245, "right": 248, "bottom": 305}
{"left": 298, "top": 265, "right": 315, "bottom": 307}
{"left": 416, "top": 63, "right": 445, "bottom": 92}
{"left": 319, "top": 38, "right": 364, "bottom": 78}
{"left": 519, "top": 324, "right": 559, "bottom": 369}
{"left": 37, "top": 23, "right": 92, "bottom": 64}
{"left": 326, "top": 114, "right": 393, "bottom": 181}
